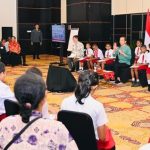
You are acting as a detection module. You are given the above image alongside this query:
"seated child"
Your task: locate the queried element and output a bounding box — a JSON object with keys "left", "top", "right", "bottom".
{"left": 79, "top": 43, "right": 93, "bottom": 70}
{"left": 89, "top": 43, "right": 104, "bottom": 70}
{"left": 101, "top": 43, "right": 114, "bottom": 70}
{"left": 131, "top": 45, "right": 148, "bottom": 87}
{"left": 146, "top": 50, "right": 150, "bottom": 91}
{"left": 134, "top": 39, "right": 142, "bottom": 63}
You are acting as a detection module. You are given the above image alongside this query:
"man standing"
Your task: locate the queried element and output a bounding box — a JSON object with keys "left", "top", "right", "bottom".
{"left": 31, "top": 24, "right": 43, "bottom": 59}
{"left": 67, "top": 35, "right": 84, "bottom": 72}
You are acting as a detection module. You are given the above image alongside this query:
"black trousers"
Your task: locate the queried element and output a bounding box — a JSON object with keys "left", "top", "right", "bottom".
{"left": 114, "top": 62, "right": 130, "bottom": 80}
{"left": 67, "top": 57, "right": 79, "bottom": 71}
{"left": 9, "top": 52, "right": 21, "bottom": 67}
{"left": 33, "top": 42, "right": 40, "bottom": 59}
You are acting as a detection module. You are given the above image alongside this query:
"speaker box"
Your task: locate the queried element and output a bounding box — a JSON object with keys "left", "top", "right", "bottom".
{"left": 46, "top": 65, "right": 77, "bottom": 92}
{"left": 2, "top": 27, "right": 13, "bottom": 40}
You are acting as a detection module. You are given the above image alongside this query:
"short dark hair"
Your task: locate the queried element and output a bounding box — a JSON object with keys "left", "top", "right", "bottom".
{"left": 75, "top": 71, "right": 99, "bottom": 105}
{"left": 73, "top": 35, "right": 78, "bottom": 39}
{"left": 148, "top": 43, "right": 150, "bottom": 48}
{"left": 136, "top": 39, "right": 143, "bottom": 43}
{"left": 105, "top": 43, "right": 112, "bottom": 47}
{"left": 141, "top": 45, "right": 147, "bottom": 49}
{"left": 120, "top": 36, "right": 127, "bottom": 41}
{"left": 0, "top": 62, "right": 5, "bottom": 73}
{"left": 14, "top": 73, "right": 46, "bottom": 123}
{"left": 26, "top": 67, "right": 42, "bottom": 77}
{"left": 12, "top": 36, "right": 16, "bottom": 39}
{"left": 92, "top": 43, "right": 98, "bottom": 47}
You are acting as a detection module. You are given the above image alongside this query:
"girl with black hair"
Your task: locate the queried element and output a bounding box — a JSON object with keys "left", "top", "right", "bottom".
{"left": 61, "top": 71, "right": 115, "bottom": 150}
{"left": 0, "top": 73, "right": 78, "bottom": 150}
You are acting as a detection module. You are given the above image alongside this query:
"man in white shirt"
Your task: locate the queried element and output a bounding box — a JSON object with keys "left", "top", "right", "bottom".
{"left": 67, "top": 35, "right": 84, "bottom": 72}
{"left": 0, "top": 62, "right": 16, "bottom": 116}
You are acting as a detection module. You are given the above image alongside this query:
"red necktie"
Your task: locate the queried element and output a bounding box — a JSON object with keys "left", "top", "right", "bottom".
{"left": 94, "top": 50, "right": 98, "bottom": 58}
{"left": 107, "top": 51, "right": 109, "bottom": 57}
{"left": 142, "top": 54, "right": 144, "bottom": 63}
{"left": 137, "top": 47, "right": 140, "bottom": 55}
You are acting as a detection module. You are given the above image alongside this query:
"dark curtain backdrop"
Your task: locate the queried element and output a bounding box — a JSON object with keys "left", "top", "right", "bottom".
{"left": 18, "top": 0, "right": 60, "bottom": 55}
{"left": 67, "top": 0, "right": 112, "bottom": 50}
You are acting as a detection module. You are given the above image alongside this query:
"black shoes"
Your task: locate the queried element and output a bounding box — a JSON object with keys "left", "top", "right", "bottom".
{"left": 115, "top": 80, "right": 121, "bottom": 84}
{"left": 131, "top": 81, "right": 141, "bottom": 87}
{"left": 148, "top": 85, "right": 150, "bottom": 91}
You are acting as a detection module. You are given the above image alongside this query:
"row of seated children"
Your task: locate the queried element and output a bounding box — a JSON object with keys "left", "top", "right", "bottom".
{"left": 130, "top": 39, "right": 150, "bottom": 91}
{"left": 79, "top": 42, "right": 116, "bottom": 71}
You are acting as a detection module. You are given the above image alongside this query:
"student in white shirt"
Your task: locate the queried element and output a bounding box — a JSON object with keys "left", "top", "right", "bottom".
{"left": 100, "top": 43, "right": 114, "bottom": 70}
{"left": 61, "top": 71, "right": 115, "bottom": 150}
{"left": 135, "top": 39, "right": 142, "bottom": 61}
{"left": 89, "top": 43, "right": 104, "bottom": 70}
{"left": 131, "top": 45, "right": 148, "bottom": 87}
{"left": 146, "top": 52, "right": 150, "bottom": 91}
{"left": 0, "top": 62, "right": 16, "bottom": 119}
{"left": 79, "top": 43, "right": 94, "bottom": 70}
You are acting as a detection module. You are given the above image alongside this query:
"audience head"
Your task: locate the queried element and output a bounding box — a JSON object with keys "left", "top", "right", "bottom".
{"left": 148, "top": 43, "right": 150, "bottom": 49}
{"left": 92, "top": 43, "right": 99, "bottom": 50}
{"left": 0, "top": 62, "right": 6, "bottom": 82}
{"left": 119, "top": 36, "right": 127, "bottom": 46}
{"left": 73, "top": 35, "right": 79, "bottom": 44}
{"left": 86, "top": 43, "right": 91, "bottom": 49}
{"left": 105, "top": 43, "right": 112, "bottom": 50}
{"left": 75, "top": 71, "right": 99, "bottom": 105}
{"left": 8, "top": 36, "right": 12, "bottom": 42}
{"left": 35, "top": 24, "right": 40, "bottom": 30}
{"left": 11, "top": 36, "right": 16, "bottom": 42}
{"left": 136, "top": 39, "right": 143, "bottom": 47}
{"left": 14, "top": 73, "right": 46, "bottom": 123}
{"left": 26, "top": 67, "right": 43, "bottom": 77}
{"left": 141, "top": 45, "right": 147, "bottom": 53}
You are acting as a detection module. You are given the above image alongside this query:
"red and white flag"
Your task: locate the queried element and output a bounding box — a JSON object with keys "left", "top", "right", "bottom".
{"left": 144, "top": 9, "right": 150, "bottom": 49}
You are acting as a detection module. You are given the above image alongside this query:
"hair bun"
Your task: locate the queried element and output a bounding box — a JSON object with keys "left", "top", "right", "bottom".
{"left": 24, "top": 103, "right": 32, "bottom": 109}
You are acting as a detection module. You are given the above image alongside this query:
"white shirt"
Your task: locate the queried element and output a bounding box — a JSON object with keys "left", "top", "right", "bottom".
{"left": 0, "top": 81, "right": 17, "bottom": 115}
{"left": 5, "top": 42, "right": 9, "bottom": 52}
{"left": 61, "top": 94, "right": 108, "bottom": 140}
{"left": 69, "top": 41, "right": 84, "bottom": 58}
{"left": 94, "top": 49, "right": 104, "bottom": 59}
{"left": 139, "top": 144, "right": 150, "bottom": 150}
{"left": 105, "top": 49, "right": 114, "bottom": 58}
{"left": 146, "top": 52, "right": 150, "bottom": 67}
{"left": 86, "top": 48, "right": 93, "bottom": 57}
{"left": 135, "top": 47, "right": 141, "bottom": 57}
{"left": 137, "top": 53, "right": 148, "bottom": 64}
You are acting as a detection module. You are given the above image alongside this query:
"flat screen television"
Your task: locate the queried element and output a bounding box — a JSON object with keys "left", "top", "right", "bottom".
{"left": 52, "top": 25, "right": 66, "bottom": 43}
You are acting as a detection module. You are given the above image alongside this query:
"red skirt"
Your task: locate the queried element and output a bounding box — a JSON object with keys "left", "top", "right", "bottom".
{"left": 105, "top": 59, "right": 114, "bottom": 65}
{"left": 92, "top": 58, "right": 99, "bottom": 63}
{"left": 97, "top": 127, "right": 115, "bottom": 150}
{"left": 0, "top": 114, "right": 7, "bottom": 122}
{"left": 79, "top": 57, "right": 90, "bottom": 63}
{"left": 138, "top": 65, "right": 148, "bottom": 70}
{"left": 147, "top": 68, "right": 150, "bottom": 74}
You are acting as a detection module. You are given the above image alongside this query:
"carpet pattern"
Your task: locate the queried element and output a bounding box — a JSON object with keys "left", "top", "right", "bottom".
{"left": 5, "top": 55, "right": 150, "bottom": 150}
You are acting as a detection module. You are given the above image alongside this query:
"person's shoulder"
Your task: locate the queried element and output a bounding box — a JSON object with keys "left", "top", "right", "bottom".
{"left": 0, "top": 81, "right": 9, "bottom": 89}
{"left": 62, "top": 95, "right": 75, "bottom": 105}
{"left": 0, "top": 115, "right": 20, "bottom": 125}
{"left": 38, "top": 118, "right": 66, "bottom": 129}
{"left": 88, "top": 95, "right": 104, "bottom": 108}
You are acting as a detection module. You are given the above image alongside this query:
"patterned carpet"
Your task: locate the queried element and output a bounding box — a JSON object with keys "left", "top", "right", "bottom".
{"left": 5, "top": 55, "right": 150, "bottom": 150}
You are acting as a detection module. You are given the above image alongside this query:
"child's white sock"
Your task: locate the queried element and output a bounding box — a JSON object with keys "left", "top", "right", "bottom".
{"left": 137, "top": 79, "right": 139, "bottom": 82}
{"left": 132, "top": 78, "right": 135, "bottom": 81}
{"left": 148, "top": 80, "right": 150, "bottom": 85}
